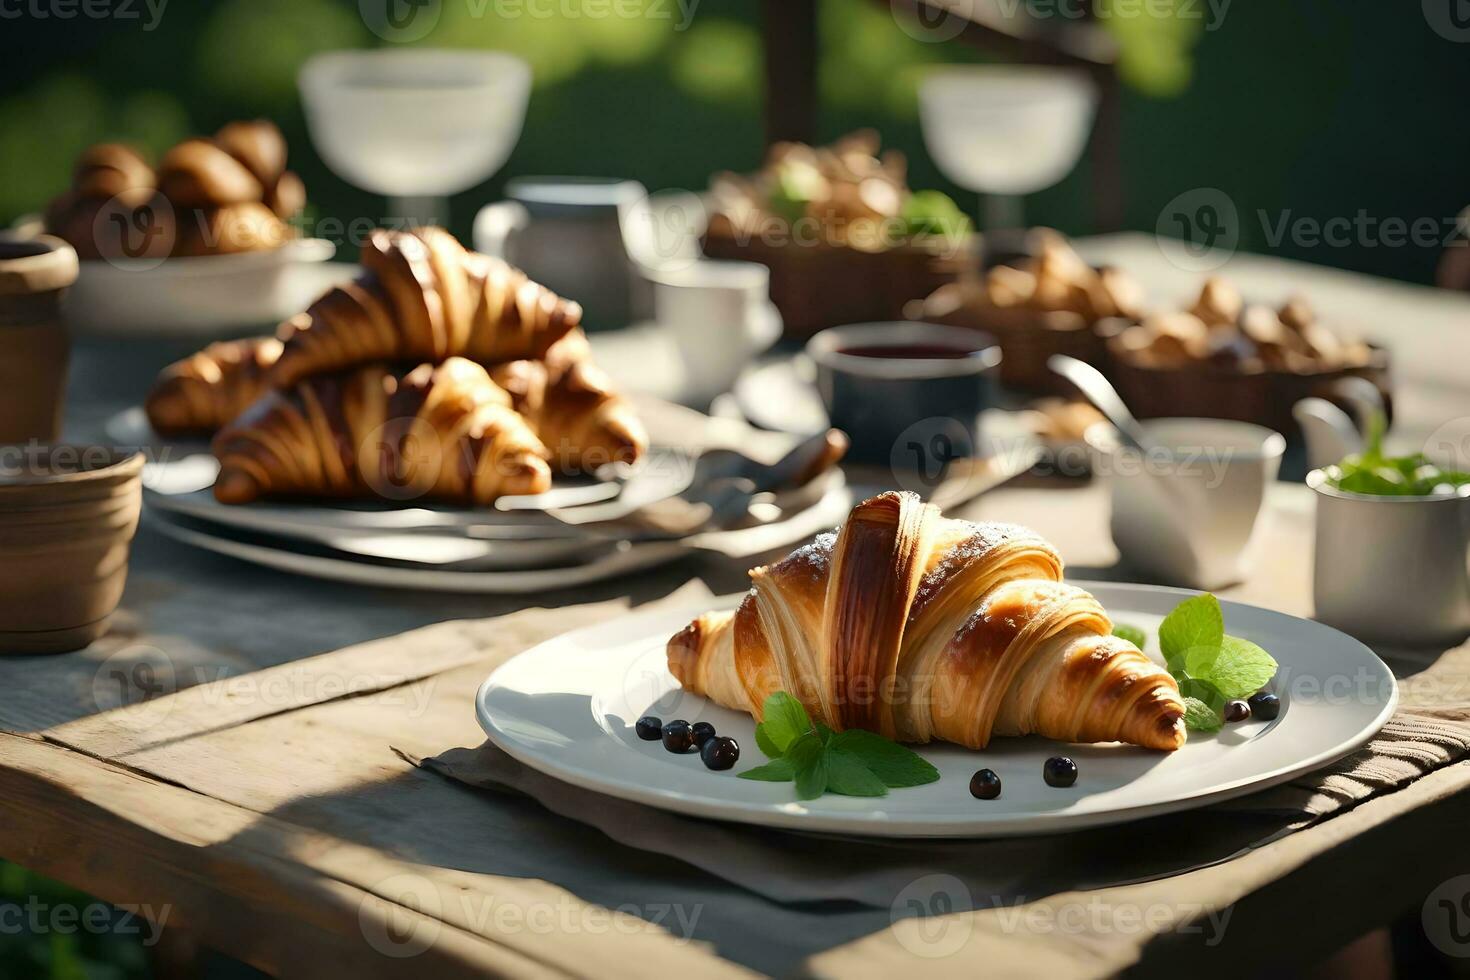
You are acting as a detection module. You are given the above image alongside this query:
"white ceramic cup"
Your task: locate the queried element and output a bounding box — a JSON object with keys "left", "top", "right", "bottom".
{"left": 1308, "top": 470, "right": 1470, "bottom": 646}
{"left": 651, "top": 260, "right": 781, "bottom": 403}
{"left": 1087, "top": 418, "right": 1286, "bottom": 590}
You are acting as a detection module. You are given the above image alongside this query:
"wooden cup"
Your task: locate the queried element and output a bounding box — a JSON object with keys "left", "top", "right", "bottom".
{"left": 0, "top": 446, "right": 143, "bottom": 654}
{"left": 0, "top": 236, "right": 78, "bottom": 444}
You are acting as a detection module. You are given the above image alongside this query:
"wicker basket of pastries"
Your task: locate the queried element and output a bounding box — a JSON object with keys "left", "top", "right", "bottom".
{"left": 43, "top": 120, "right": 305, "bottom": 261}
{"left": 905, "top": 230, "right": 1143, "bottom": 394}
{"left": 1106, "top": 277, "right": 1391, "bottom": 434}
{"left": 701, "top": 130, "right": 970, "bottom": 338}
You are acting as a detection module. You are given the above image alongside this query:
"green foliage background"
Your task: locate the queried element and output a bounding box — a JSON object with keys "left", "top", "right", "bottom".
{"left": 2, "top": 0, "right": 1467, "bottom": 283}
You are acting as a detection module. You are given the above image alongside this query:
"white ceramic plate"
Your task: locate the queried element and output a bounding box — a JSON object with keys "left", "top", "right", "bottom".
{"left": 476, "top": 584, "right": 1397, "bottom": 837}
{"left": 149, "top": 480, "right": 855, "bottom": 593}
{"left": 63, "top": 240, "right": 343, "bottom": 335}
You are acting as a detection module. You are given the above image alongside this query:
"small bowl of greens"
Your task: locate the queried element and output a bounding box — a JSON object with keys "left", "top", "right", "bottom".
{"left": 1307, "top": 417, "right": 1470, "bottom": 646}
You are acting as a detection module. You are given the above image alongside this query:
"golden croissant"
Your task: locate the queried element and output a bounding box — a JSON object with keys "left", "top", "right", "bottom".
{"left": 272, "top": 228, "right": 582, "bottom": 386}
{"left": 212, "top": 357, "right": 551, "bottom": 506}
{"left": 668, "top": 491, "right": 1185, "bottom": 751}
{"left": 489, "top": 328, "right": 647, "bottom": 471}
{"left": 146, "top": 336, "right": 283, "bottom": 437}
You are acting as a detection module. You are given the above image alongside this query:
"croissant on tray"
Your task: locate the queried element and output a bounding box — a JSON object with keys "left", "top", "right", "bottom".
{"left": 212, "top": 357, "right": 551, "bottom": 506}
{"left": 272, "top": 228, "right": 583, "bottom": 386}
{"left": 668, "top": 491, "right": 1185, "bottom": 751}
{"left": 145, "top": 336, "right": 283, "bottom": 437}
{"left": 489, "top": 328, "right": 648, "bottom": 471}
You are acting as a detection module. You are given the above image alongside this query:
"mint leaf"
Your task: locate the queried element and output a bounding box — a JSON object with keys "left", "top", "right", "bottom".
{"left": 814, "top": 719, "right": 836, "bottom": 745}
{"left": 787, "top": 733, "right": 828, "bottom": 800}
{"left": 1178, "top": 676, "right": 1225, "bottom": 710}
{"left": 1183, "top": 697, "right": 1222, "bottom": 732}
{"left": 828, "top": 729, "right": 940, "bottom": 788}
{"left": 761, "top": 692, "right": 812, "bottom": 753}
{"left": 1112, "top": 624, "right": 1147, "bottom": 649}
{"left": 824, "top": 748, "right": 888, "bottom": 797}
{"left": 1160, "top": 593, "right": 1224, "bottom": 675}
{"left": 739, "top": 758, "right": 796, "bottom": 782}
{"left": 753, "top": 723, "right": 783, "bottom": 760}
{"left": 1206, "top": 635, "right": 1278, "bottom": 700}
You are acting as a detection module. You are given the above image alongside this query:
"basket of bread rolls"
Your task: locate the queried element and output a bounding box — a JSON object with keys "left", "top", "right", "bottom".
{"left": 37, "top": 120, "right": 334, "bottom": 334}
{"left": 905, "top": 230, "right": 1144, "bottom": 394}
{"left": 1106, "top": 277, "right": 1391, "bottom": 434}
{"left": 701, "top": 130, "right": 970, "bottom": 338}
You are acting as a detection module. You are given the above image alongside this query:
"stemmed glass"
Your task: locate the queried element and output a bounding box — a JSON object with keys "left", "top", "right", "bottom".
{"left": 918, "top": 65, "right": 1098, "bottom": 257}
{"left": 298, "top": 49, "right": 532, "bottom": 228}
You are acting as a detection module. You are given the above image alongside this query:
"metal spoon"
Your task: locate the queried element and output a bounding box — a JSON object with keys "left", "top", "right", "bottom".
{"left": 1046, "top": 355, "right": 1153, "bottom": 454}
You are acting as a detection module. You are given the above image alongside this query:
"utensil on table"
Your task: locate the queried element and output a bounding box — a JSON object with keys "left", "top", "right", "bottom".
{"left": 0, "top": 236, "right": 76, "bottom": 442}
{"left": 1047, "top": 354, "right": 1152, "bottom": 453}
{"left": 1308, "top": 473, "right": 1470, "bottom": 648}
{"left": 547, "top": 428, "right": 849, "bottom": 538}
{"left": 1086, "top": 418, "right": 1285, "bottom": 590}
{"left": 0, "top": 446, "right": 142, "bottom": 654}
{"left": 805, "top": 322, "right": 1001, "bottom": 465}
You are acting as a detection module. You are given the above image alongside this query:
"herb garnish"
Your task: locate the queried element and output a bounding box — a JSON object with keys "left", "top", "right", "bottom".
{"left": 1327, "top": 410, "right": 1470, "bottom": 497}
{"left": 738, "top": 692, "right": 940, "bottom": 799}
{"left": 1143, "top": 593, "right": 1278, "bottom": 732}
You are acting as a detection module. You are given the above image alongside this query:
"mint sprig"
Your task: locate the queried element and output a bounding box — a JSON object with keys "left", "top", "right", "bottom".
{"left": 1159, "top": 593, "right": 1277, "bottom": 732}
{"left": 737, "top": 692, "right": 939, "bottom": 799}
{"left": 1111, "top": 623, "right": 1147, "bottom": 649}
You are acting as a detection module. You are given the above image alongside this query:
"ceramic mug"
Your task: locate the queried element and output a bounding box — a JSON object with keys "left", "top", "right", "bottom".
{"left": 651, "top": 260, "right": 782, "bottom": 404}
{"left": 1308, "top": 470, "right": 1470, "bottom": 647}
{"left": 0, "top": 236, "right": 78, "bottom": 443}
{"left": 806, "top": 322, "right": 1001, "bottom": 466}
{"left": 1087, "top": 418, "right": 1286, "bottom": 590}
{"left": 474, "top": 177, "right": 650, "bottom": 330}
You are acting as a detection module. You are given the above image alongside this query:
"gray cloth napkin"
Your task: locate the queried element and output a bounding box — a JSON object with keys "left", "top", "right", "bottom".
{"left": 415, "top": 710, "right": 1470, "bottom": 910}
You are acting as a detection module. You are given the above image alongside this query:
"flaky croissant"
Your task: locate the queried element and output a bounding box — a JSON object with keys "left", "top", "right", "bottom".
{"left": 212, "top": 357, "right": 551, "bottom": 506}
{"left": 488, "top": 328, "right": 647, "bottom": 471}
{"left": 669, "top": 491, "right": 1185, "bottom": 751}
{"left": 272, "top": 228, "right": 582, "bottom": 386}
{"left": 146, "top": 336, "right": 283, "bottom": 437}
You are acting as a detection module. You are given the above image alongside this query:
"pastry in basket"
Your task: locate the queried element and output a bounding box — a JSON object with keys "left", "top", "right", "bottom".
{"left": 668, "top": 491, "right": 1185, "bottom": 751}
{"left": 489, "top": 328, "right": 647, "bottom": 471}
{"left": 1110, "top": 277, "right": 1374, "bottom": 373}
{"left": 145, "top": 336, "right": 283, "bottom": 437}
{"left": 44, "top": 119, "right": 304, "bottom": 260}
{"left": 212, "top": 357, "right": 551, "bottom": 506}
{"left": 272, "top": 227, "right": 582, "bottom": 386}
{"left": 708, "top": 129, "right": 969, "bottom": 251}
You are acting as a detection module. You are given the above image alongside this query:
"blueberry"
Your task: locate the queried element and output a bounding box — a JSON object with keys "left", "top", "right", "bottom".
{"left": 691, "top": 721, "right": 717, "bottom": 748}
{"left": 1043, "top": 756, "right": 1078, "bottom": 788}
{"left": 969, "top": 769, "right": 1002, "bottom": 800}
{"left": 1224, "top": 699, "right": 1251, "bottom": 723}
{"left": 635, "top": 716, "right": 662, "bottom": 741}
{"left": 701, "top": 736, "right": 740, "bottom": 771}
{"left": 1248, "top": 691, "right": 1280, "bottom": 721}
{"left": 661, "top": 720, "right": 695, "bottom": 753}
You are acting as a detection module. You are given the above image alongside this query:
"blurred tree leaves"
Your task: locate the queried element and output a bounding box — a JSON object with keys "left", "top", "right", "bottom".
{"left": 197, "top": 0, "right": 369, "bottom": 106}
{"left": 670, "top": 19, "right": 761, "bottom": 107}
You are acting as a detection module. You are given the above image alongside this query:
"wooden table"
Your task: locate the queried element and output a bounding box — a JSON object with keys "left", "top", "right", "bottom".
{"left": 3, "top": 240, "right": 1469, "bottom": 978}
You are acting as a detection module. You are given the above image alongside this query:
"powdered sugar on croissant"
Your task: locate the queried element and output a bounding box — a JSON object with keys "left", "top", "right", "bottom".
{"left": 668, "top": 491, "right": 1185, "bottom": 751}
